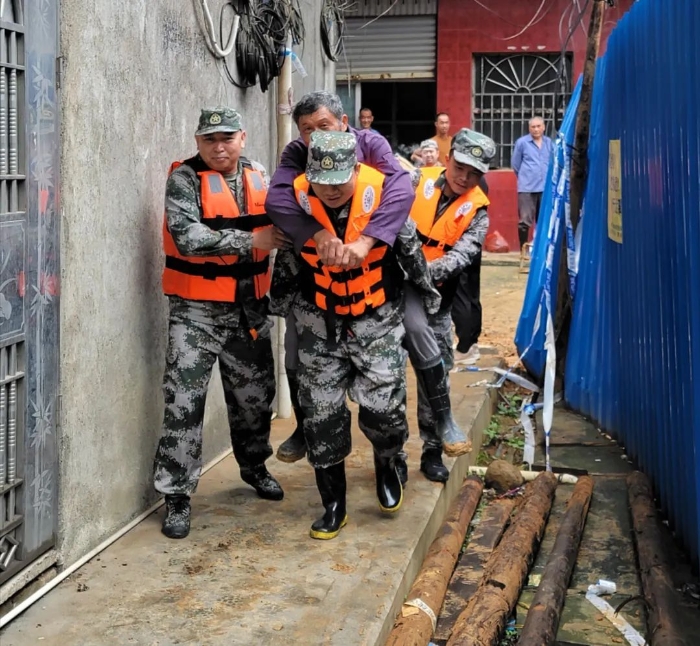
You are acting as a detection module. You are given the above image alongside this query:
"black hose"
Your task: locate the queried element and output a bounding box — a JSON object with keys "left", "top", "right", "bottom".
{"left": 219, "top": 0, "right": 306, "bottom": 92}
{"left": 320, "top": 0, "right": 347, "bottom": 63}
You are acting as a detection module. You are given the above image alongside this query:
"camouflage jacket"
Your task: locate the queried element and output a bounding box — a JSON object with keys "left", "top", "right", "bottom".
{"left": 164, "top": 156, "right": 271, "bottom": 332}
{"left": 410, "top": 169, "right": 489, "bottom": 284}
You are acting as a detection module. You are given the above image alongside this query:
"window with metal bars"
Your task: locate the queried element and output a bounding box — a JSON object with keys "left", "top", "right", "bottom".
{"left": 473, "top": 54, "right": 572, "bottom": 169}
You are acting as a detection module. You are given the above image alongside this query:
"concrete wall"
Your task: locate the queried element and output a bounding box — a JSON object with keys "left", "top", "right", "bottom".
{"left": 58, "top": 0, "right": 333, "bottom": 567}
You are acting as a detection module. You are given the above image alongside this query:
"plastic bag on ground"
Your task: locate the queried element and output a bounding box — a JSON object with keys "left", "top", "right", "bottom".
{"left": 484, "top": 230, "right": 510, "bottom": 253}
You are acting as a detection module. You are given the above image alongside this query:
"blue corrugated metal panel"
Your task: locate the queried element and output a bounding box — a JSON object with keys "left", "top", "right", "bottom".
{"left": 565, "top": 0, "right": 700, "bottom": 563}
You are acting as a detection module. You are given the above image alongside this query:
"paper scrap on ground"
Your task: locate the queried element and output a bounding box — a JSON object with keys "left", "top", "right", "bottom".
{"left": 585, "top": 580, "right": 646, "bottom": 646}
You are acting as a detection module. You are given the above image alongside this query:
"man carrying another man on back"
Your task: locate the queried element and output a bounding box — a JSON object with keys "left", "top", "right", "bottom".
{"left": 266, "top": 91, "right": 471, "bottom": 493}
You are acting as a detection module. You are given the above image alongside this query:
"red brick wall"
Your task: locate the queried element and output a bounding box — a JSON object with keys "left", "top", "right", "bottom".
{"left": 436, "top": 0, "right": 634, "bottom": 250}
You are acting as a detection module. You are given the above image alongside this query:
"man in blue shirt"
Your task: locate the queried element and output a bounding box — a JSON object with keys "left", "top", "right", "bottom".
{"left": 511, "top": 117, "right": 553, "bottom": 250}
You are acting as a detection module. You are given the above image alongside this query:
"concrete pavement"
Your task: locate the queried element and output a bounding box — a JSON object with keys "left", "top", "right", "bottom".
{"left": 1, "top": 361, "right": 500, "bottom": 646}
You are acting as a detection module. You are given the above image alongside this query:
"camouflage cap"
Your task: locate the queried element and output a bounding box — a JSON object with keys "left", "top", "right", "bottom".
{"left": 195, "top": 107, "right": 243, "bottom": 136}
{"left": 420, "top": 139, "right": 439, "bottom": 151}
{"left": 451, "top": 128, "right": 496, "bottom": 173}
{"left": 306, "top": 131, "right": 358, "bottom": 185}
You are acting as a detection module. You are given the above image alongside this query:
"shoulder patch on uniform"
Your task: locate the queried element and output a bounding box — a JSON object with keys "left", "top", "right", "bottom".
{"left": 362, "top": 185, "right": 375, "bottom": 213}
{"left": 298, "top": 190, "right": 312, "bottom": 215}
{"left": 456, "top": 202, "right": 473, "bottom": 218}
{"left": 423, "top": 179, "right": 435, "bottom": 199}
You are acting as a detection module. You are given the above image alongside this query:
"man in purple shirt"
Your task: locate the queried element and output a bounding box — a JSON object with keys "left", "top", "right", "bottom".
{"left": 266, "top": 91, "right": 414, "bottom": 253}
{"left": 511, "top": 117, "right": 553, "bottom": 251}
{"left": 266, "top": 91, "right": 416, "bottom": 467}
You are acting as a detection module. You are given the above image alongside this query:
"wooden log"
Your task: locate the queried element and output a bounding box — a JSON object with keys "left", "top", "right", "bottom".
{"left": 555, "top": 0, "right": 606, "bottom": 382}
{"left": 517, "top": 475, "right": 594, "bottom": 645}
{"left": 433, "top": 498, "right": 516, "bottom": 645}
{"left": 385, "top": 476, "right": 484, "bottom": 646}
{"left": 446, "top": 472, "right": 558, "bottom": 646}
{"left": 627, "top": 471, "right": 688, "bottom": 646}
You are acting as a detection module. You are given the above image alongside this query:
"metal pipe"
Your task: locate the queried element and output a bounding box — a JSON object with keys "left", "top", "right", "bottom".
{"left": 468, "top": 465, "right": 579, "bottom": 484}
{"left": 0, "top": 448, "right": 234, "bottom": 628}
{"left": 272, "top": 38, "right": 294, "bottom": 419}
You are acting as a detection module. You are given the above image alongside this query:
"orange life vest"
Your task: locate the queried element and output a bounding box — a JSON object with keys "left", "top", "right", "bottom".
{"left": 410, "top": 166, "right": 490, "bottom": 262}
{"left": 162, "top": 156, "right": 271, "bottom": 303}
{"left": 293, "top": 164, "right": 401, "bottom": 318}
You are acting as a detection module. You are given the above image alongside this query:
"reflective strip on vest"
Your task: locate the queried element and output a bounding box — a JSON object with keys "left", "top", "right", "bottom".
{"left": 409, "top": 166, "right": 490, "bottom": 262}
{"left": 162, "top": 163, "right": 271, "bottom": 302}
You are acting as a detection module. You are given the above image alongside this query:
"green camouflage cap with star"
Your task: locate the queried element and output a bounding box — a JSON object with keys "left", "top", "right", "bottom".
{"left": 195, "top": 107, "right": 243, "bottom": 136}
{"left": 451, "top": 128, "right": 496, "bottom": 173}
{"left": 306, "top": 131, "right": 358, "bottom": 185}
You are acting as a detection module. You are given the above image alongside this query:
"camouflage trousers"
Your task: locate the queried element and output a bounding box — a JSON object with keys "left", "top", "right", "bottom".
{"left": 415, "top": 308, "right": 455, "bottom": 451}
{"left": 153, "top": 298, "right": 275, "bottom": 496}
{"left": 287, "top": 284, "right": 440, "bottom": 372}
{"left": 296, "top": 318, "right": 409, "bottom": 470}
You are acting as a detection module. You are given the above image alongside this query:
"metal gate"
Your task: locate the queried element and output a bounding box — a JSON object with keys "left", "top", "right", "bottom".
{"left": 473, "top": 54, "right": 572, "bottom": 169}
{"left": 0, "top": 0, "right": 59, "bottom": 586}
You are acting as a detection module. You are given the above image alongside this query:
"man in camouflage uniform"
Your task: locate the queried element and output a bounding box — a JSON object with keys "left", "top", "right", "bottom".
{"left": 408, "top": 128, "right": 494, "bottom": 482}
{"left": 269, "top": 92, "right": 471, "bottom": 481}
{"left": 153, "top": 107, "right": 289, "bottom": 539}
{"left": 290, "top": 131, "right": 437, "bottom": 540}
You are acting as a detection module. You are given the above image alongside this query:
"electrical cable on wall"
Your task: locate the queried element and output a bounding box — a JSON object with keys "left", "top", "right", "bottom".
{"left": 194, "top": 0, "right": 305, "bottom": 92}
{"left": 550, "top": 0, "right": 591, "bottom": 145}
{"left": 320, "top": 0, "right": 349, "bottom": 63}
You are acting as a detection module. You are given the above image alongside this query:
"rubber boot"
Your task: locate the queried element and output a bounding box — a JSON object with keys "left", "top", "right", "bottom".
{"left": 310, "top": 462, "right": 348, "bottom": 540}
{"left": 415, "top": 364, "right": 472, "bottom": 457}
{"left": 395, "top": 454, "right": 409, "bottom": 486}
{"left": 420, "top": 447, "right": 449, "bottom": 483}
{"left": 374, "top": 453, "right": 403, "bottom": 513}
{"left": 518, "top": 224, "right": 529, "bottom": 253}
{"left": 240, "top": 465, "right": 284, "bottom": 500}
{"left": 162, "top": 494, "right": 191, "bottom": 539}
{"left": 276, "top": 370, "right": 307, "bottom": 463}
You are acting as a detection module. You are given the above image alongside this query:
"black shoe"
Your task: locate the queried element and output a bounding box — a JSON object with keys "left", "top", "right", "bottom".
{"left": 396, "top": 455, "right": 409, "bottom": 486}
{"left": 277, "top": 426, "right": 307, "bottom": 463}
{"left": 276, "top": 370, "right": 308, "bottom": 463}
{"left": 415, "top": 364, "right": 471, "bottom": 457}
{"left": 310, "top": 462, "right": 348, "bottom": 540}
{"left": 420, "top": 448, "right": 450, "bottom": 483}
{"left": 162, "top": 494, "right": 191, "bottom": 539}
{"left": 374, "top": 454, "right": 403, "bottom": 513}
{"left": 241, "top": 466, "right": 284, "bottom": 501}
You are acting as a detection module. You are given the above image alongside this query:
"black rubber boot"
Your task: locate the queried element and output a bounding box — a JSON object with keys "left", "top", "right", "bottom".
{"left": 420, "top": 448, "right": 449, "bottom": 483}
{"left": 395, "top": 454, "right": 409, "bottom": 486}
{"left": 240, "top": 466, "right": 284, "bottom": 501}
{"left": 310, "top": 462, "right": 348, "bottom": 540}
{"left": 374, "top": 453, "right": 403, "bottom": 513}
{"left": 162, "top": 494, "right": 191, "bottom": 539}
{"left": 276, "top": 370, "right": 308, "bottom": 463}
{"left": 415, "top": 364, "right": 471, "bottom": 457}
{"left": 518, "top": 224, "right": 529, "bottom": 251}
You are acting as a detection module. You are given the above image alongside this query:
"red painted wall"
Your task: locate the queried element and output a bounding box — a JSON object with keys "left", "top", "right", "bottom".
{"left": 436, "top": 0, "right": 634, "bottom": 251}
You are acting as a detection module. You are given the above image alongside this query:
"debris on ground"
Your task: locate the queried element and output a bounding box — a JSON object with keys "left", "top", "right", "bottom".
{"left": 484, "top": 459, "right": 524, "bottom": 494}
